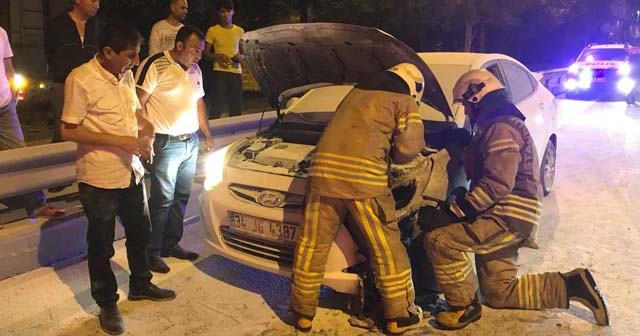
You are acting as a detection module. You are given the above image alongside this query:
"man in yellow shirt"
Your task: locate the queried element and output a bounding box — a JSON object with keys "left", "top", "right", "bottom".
{"left": 204, "top": 0, "right": 245, "bottom": 119}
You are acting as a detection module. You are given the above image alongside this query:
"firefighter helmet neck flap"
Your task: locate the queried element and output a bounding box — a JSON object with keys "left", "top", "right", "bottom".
{"left": 387, "top": 63, "right": 425, "bottom": 105}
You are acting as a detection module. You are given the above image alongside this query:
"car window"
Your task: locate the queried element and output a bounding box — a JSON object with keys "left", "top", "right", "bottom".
{"left": 484, "top": 63, "right": 512, "bottom": 100}
{"left": 498, "top": 60, "right": 536, "bottom": 103}
{"left": 578, "top": 48, "right": 628, "bottom": 61}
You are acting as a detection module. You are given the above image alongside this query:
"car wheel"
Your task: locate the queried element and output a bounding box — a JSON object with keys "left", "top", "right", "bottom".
{"left": 540, "top": 140, "right": 556, "bottom": 196}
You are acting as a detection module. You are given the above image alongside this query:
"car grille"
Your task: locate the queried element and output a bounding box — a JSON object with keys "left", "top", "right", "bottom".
{"left": 220, "top": 226, "right": 295, "bottom": 266}
{"left": 228, "top": 184, "right": 304, "bottom": 209}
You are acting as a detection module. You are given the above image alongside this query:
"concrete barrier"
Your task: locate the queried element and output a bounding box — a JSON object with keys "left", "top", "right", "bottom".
{"left": 0, "top": 111, "right": 276, "bottom": 281}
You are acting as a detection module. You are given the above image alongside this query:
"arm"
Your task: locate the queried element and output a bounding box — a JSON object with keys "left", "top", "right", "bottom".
{"left": 148, "top": 24, "right": 160, "bottom": 56}
{"left": 4, "top": 57, "right": 17, "bottom": 101}
{"left": 197, "top": 98, "right": 213, "bottom": 152}
{"left": 135, "top": 88, "right": 156, "bottom": 163}
{"left": 60, "top": 122, "right": 150, "bottom": 158}
{"left": 204, "top": 41, "right": 215, "bottom": 61}
{"left": 449, "top": 123, "right": 522, "bottom": 219}
{"left": 135, "top": 88, "right": 154, "bottom": 135}
{"left": 231, "top": 34, "right": 246, "bottom": 63}
{"left": 391, "top": 101, "right": 425, "bottom": 164}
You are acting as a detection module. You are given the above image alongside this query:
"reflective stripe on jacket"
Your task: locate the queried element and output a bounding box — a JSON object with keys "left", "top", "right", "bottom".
{"left": 463, "top": 114, "right": 542, "bottom": 244}
{"left": 309, "top": 87, "right": 424, "bottom": 199}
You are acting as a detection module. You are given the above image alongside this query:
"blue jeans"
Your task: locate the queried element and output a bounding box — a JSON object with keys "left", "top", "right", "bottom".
{"left": 0, "top": 101, "right": 46, "bottom": 215}
{"left": 79, "top": 177, "right": 153, "bottom": 307}
{"left": 146, "top": 133, "right": 199, "bottom": 256}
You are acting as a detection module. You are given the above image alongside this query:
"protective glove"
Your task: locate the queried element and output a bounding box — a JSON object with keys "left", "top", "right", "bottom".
{"left": 449, "top": 196, "right": 479, "bottom": 223}
{"left": 419, "top": 202, "right": 462, "bottom": 232}
{"left": 446, "top": 127, "right": 472, "bottom": 148}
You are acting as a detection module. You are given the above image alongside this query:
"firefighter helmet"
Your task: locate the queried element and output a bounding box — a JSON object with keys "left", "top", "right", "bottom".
{"left": 453, "top": 69, "right": 505, "bottom": 104}
{"left": 387, "top": 63, "right": 425, "bottom": 105}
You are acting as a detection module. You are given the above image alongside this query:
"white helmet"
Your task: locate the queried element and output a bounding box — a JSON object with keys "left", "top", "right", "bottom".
{"left": 387, "top": 63, "right": 425, "bottom": 105}
{"left": 453, "top": 69, "right": 505, "bottom": 104}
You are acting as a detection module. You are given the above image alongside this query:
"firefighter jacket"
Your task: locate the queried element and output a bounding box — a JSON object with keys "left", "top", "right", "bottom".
{"left": 455, "top": 99, "right": 542, "bottom": 246}
{"left": 308, "top": 73, "right": 425, "bottom": 199}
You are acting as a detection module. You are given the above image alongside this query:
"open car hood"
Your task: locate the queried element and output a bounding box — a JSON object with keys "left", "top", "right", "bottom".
{"left": 242, "top": 22, "right": 452, "bottom": 118}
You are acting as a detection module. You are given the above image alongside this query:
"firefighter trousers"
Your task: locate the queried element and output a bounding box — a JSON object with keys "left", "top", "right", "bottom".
{"left": 424, "top": 215, "right": 568, "bottom": 309}
{"left": 290, "top": 191, "right": 415, "bottom": 320}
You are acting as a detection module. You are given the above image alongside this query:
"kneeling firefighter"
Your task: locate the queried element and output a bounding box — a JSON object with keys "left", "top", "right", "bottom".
{"left": 289, "top": 63, "right": 426, "bottom": 335}
{"left": 424, "top": 69, "right": 610, "bottom": 330}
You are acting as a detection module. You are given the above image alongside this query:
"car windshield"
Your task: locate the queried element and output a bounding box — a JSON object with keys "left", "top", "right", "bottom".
{"left": 578, "top": 48, "right": 628, "bottom": 61}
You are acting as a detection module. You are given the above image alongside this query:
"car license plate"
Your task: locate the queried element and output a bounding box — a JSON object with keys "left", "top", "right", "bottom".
{"left": 227, "top": 211, "right": 298, "bottom": 244}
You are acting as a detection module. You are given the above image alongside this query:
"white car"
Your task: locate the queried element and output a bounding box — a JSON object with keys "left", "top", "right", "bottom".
{"left": 199, "top": 23, "right": 558, "bottom": 296}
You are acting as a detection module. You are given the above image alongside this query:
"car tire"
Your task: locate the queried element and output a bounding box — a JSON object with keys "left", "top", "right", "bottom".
{"left": 540, "top": 140, "right": 556, "bottom": 196}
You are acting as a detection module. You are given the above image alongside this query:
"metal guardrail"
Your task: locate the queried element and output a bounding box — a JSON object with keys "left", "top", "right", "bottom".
{"left": 0, "top": 65, "right": 567, "bottom": 200}
{"left": 0, "top": 111, "right": 277, "bottom": 199}
{"left": 536, "top": 67, "right": 567, "bottom": 96}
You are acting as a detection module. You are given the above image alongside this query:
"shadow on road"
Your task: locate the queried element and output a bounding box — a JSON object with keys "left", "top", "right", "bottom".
{"left": 192, "top": 254, "right": 351, "bottom": 324}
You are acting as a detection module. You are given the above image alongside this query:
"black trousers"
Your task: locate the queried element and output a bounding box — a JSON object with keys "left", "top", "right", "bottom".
{"left": 78, "top": 177, "right": 153, "bottom": 307}
{"left": 208, "top": 70, "right": 243, "bottom": 119}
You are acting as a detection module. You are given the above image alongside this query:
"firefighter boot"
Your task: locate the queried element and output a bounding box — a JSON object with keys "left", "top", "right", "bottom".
{"left": 563, "top": 268, "right": 610, "bottom": 326}
{"left": 386, "top": 305, "right": 423, "bottom": 335}
{"left": 435, "top": 300, "right": 482, "bottom": 330}
{"left": 294, "top": 314, "right": 313, "bottom": 332}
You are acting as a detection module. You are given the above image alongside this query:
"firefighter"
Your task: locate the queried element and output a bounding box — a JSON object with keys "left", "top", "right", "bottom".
{"left": 290, "top": 63, "right": 426, "bottom": 334}
{"left": 424, "top": 69, "right": 610, "bottom": 330}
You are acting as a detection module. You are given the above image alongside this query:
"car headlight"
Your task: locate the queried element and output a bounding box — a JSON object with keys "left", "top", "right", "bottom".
{"left": 618, "top": 62, "right": 632, "bottom": 77}
{"left": 203, "top": 146, "right": 230, "bottom": 190}
{"left": 617, "top": 77, "right": 635, "bottom": 94}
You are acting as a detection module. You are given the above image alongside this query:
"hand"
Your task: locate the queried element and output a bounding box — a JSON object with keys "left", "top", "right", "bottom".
{"left": 216, "top": 54, "right": 232, "bottom": 67}
{"left": 202, "top": 135, "right": 214, "bottom": 153}
{"left": 449, "top": 196, "right": 479, "bottom": 222}
{"left": 419, "top": 204, "right": 459, "bottom": 232}
{"left": 447, "top": 127, "right": 472, "bottom": 147}
{"left": 124, "top": 136, "right": 154, "bottom": 164}
{"left": 231, "top": 54, "right": 243, "bottom": 63}
{"left": 138, "top": 135, "right": 155, "bottom": 164}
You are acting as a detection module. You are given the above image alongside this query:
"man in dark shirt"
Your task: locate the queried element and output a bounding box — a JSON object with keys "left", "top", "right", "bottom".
{"left": 44, "top": 0, "right": 102, "bottom": 144}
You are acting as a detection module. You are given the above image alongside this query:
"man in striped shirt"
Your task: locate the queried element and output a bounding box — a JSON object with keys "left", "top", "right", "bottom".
{"left": 290, "top": 63, "right": 426, "bottom": 335}
{"left": 135, "top": 25, "right": 213, "bottom": 274}
{"left": 424, "top": 69, "right": 609, "bottom": 330}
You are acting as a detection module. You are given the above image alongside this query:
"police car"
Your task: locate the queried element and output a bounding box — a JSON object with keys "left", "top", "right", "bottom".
{"left": 564, "top": 43, "right": 640, "bottom": 98}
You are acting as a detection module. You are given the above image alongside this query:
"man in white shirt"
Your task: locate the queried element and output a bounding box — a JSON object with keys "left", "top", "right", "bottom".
{"left": 148, "top": 0, "right": 188, "bottom": 56}
{"left": 136, "top": 25, "right": 213, "bottom": 273}
{"left": 0, "top": 26, "right": 64, "bottom": 221}
{"left": 61, "top": 21, "right": 176, "bottom": 336}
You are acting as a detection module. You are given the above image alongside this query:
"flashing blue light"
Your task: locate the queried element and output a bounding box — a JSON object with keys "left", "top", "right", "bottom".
{"left": 568, "top": 63, "right": 580, "bottom": 74}
{"left": 564, "top": 78, "right": 578, "bottom": 91}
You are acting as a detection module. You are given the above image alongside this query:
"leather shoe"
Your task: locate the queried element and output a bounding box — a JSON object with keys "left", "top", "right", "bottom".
{"left": 128, "top": 282, "right": 176, "bottom": 301}
{"left": 99, "top": 303, "right": 124, "bottom": 335}
{"left": 148, "top": 256, "right": 170, "bottom": 273}
{"left": 161, "top": 245, "right": 199, "bottom": 260}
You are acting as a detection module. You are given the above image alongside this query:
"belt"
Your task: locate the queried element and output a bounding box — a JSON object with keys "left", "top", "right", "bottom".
{"left": 156, "top": 132, "right": 197, "bottom": 141}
